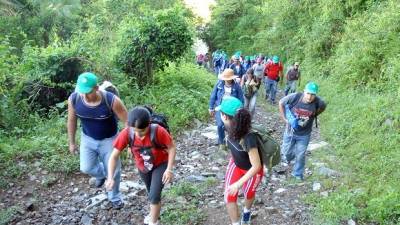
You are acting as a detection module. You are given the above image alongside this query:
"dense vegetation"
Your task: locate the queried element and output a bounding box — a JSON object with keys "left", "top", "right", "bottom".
{"left": 205, "top": 0, "right": 400, "bottom": 224}
{"left": 0, "top": 0, "right": 215, "bottom": 187}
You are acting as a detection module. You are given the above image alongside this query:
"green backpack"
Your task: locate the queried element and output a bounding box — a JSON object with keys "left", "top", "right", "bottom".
{"left": 240, "top": 124, "right": 281, "bottom": 172}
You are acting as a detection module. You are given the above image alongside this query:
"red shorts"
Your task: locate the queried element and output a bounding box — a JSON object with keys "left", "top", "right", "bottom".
{"left": 224, "top": 158, "right": 264, "bottom": 203}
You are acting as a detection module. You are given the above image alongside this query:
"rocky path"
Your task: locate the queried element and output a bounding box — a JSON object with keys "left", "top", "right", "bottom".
{"left": 1, "top": 89, "right": 335, "bottom": 225}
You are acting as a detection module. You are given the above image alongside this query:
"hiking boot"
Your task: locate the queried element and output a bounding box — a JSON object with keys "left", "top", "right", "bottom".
{"left": 111, "top": 200, "right": 124, "bottom": 210}
{"left": 219, "top": 144, "right": 227, "bottom": 151}
{"left": 95, "top": 177, "right": 106, "bottom": 188}
{"left": 241, "top": 211, "right": 251, "bottom": 224}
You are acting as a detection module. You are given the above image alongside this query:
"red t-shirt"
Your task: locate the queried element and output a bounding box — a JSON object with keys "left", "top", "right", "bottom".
{"left": 113, "top": 125, "right": 172, "bottom": 173}
{"left": 264, "top": 62, "right": 283, "bottom": 80}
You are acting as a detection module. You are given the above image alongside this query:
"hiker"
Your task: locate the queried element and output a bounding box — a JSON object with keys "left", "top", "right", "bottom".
{"left": 209, "top": 68, "right": 244, "bottom": 151}
{"left": 106, "top": 106, "right": 176, "bottom": 225}
{"left": 214, "top": 52, "right": 224, "bottom": 75}
{"left": 284, "top": 62, "right": 301, "bottom": 96}
{"left": 216, "top": 96, "right": 263, "bottom": 225}
{"left": 196, "top": 53, "right": 204, "bottom": 67}
{"left": 67, "top": 72, "right": 128, "bottom": 209}
{"left": 229, "top": 55, "right": 246, "bottom": 82}
{"left": 204, "top": 52, "right": 210, "bottom": 70}
{"left": 241, "top": 68, "right": 260, "bottom": 116}
{"left": 264, "top": 55, "right": 283, "bottom": 104}
{"left": 243, "top": 56, "right": 252, "bottom": 72}
{"left": 252, "top": 57, "right": 265, "bottom": 84}
{"left": 278, "top": 82, "right": 327, "bottom": 180}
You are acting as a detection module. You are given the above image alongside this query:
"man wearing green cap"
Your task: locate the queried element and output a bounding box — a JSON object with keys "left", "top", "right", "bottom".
{"left": 278, "top": 82, "right": 326, "bottom": 180}
{"left": 264, "top": 55, "right": 283, "bottom": 104}
{"left": 67, "top": 72, "right": 128, "bottom": 209}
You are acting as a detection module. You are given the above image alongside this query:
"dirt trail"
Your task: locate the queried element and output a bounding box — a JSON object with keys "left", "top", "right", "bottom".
{"left": 1, "top": 87, "right": 332, "bottom": 225}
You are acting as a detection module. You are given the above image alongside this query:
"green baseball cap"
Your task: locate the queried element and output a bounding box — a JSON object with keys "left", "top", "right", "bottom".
{"left": 272, "top": 55, "right": 279, "bottom": 63}
{"left": 76, "top": 72, "right": 98, "bottom": 94}
{"left": 304, "top": 82, "right": 319, "bottom": 94}
{"left": 215, "top": 96, "right": 243, "bottom": 116}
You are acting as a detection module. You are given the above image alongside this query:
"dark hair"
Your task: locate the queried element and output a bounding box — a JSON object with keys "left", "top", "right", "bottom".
{"left": 128, "top": 106, "right": 151, "bottom": 128}
{"left": 246, "top": 68, "right": 254, "bottom": 75}
{"left": 225, "top": 108, "right": 252, "bottom": 140}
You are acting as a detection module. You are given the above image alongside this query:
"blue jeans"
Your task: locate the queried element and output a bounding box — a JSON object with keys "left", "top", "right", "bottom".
{"left": 214, "top": 66, "right": 221, "bottom": 76}
{"left": 215, "top": 111, "right": 225, "bottom": 145}
{"left": 281, "top": 130, "right": 311, "bottom": 179}
{"left": 244, "top": 91, "right": 257, "bottom": 117}
{"left": 80, "top": 133, "right": 122, "bottom": 202}
{"left": 264, "top": 78, "right": 278, "bottom": 102}
{"left": 285, "top": 80, "right": 297, "bottom": 96}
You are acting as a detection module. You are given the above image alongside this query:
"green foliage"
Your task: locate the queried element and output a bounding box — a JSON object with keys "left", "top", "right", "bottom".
{"left": 0, "top": 206, "right": 20, "bottom": 225}
{"left": 162, "top": 203, "right": 205, "bottom": 225}
{"left": 123, "top": 62, "right": 215, "bottom": 133}
{"left": 162, "top": 181, "right": 211, "bottom": 225}
{"left": 207, "top": 0, "right": 400, "bottom": 224}
{"left": 116, "top": 6, "right": 194, "bottom": 86}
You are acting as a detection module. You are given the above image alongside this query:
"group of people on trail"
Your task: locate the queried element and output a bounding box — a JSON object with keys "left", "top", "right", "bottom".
{"left": 196, "top": 52, "right": 210, "bottom": 69}
{"left": 67, "top": 72, "right": 175, "bottom": 225}
{"left": 208, "top": 52, "right": 326, "bottom": 225}
{"left": 67, "top": 54, "right": 324, "bottom": 225}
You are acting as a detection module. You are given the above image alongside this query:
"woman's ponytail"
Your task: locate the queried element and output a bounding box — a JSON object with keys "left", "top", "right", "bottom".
{"left": 230, "top": 108, "right": 252, "bottom": 140}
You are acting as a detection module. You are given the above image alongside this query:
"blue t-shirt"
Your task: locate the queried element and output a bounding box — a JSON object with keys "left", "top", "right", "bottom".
{"left": 70, "top": 91, "right": 118, "bottom": 140}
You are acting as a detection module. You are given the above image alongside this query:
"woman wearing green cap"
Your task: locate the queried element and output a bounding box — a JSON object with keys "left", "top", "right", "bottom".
{"left": 216, "top": 96, "right": 263, "bottom": 225}
{"left": 278, "top": 82, "right": 327, "bottom": 180}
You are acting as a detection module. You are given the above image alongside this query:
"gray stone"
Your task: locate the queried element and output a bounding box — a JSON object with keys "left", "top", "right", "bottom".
{"left": 201, "top": 172, "right": 216, "bottom": 177}
{"left": 193, "top": 118, "right": 202, "bottom": 129}
{"left": 88, "top": 177, "right": 96, "bottom": 186}
{"left": 185, "top": 175, "right": 206, "bottom": 182}
{"left": 307, "top": 141, "right": 329, "bottom": 151}
{"left": 312, "top": 182, "right": 321, "bottom": 191}
{"left": 85, "top": 193, "right": 108, "bottom": 210}
{"left": 384, "top": 119, "right": 394, "bottom": 127}
{"left": 321, "top": 191, "right": 329, "bottom": 197}
{"left": 317, "top": 166, "right": 340, "bottom": 177}
{"left": 81, "top": 214, "right": 93, "bottom": 225}
{"left": 348, "top": 219, "right": 356, "bottom": 225}
{"left": 274, "top": 188, "right": 287, "bottom": 194}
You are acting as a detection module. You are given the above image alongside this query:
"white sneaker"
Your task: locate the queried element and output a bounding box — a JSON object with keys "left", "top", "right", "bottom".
{"left": 144, "top": 215, "right": 160, "bottom": 225}
{"left": 144, "top": 214, "right": 150, "bottom": 225}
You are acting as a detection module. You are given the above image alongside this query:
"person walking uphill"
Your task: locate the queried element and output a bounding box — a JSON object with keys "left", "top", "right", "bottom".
{"left": 284, "top": 62, "right": 301, "bottom": 96}
{"left": 209, "top": 69, "right": 244, "bottom": 151}
{"left": 216, "top": 96, "right": 263, "bottom": 225}
{"left": 279, "top": 82, "right": 326, "bottom": 180}
{"left": 106, "top": 106, "right": 176, "bottom": 225}
{"left": 264, "top": 55, "right": 283, "bottom": 104}
{"left": 67, "top": 72, "right": 128, "bottom": 209}
{"left": 241, "top": 68, "right": 260, "bottom": 116}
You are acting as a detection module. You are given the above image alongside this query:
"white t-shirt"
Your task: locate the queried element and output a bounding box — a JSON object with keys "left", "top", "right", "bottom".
{"left": 224, "top": 85, "right": 232, "bottom": 97}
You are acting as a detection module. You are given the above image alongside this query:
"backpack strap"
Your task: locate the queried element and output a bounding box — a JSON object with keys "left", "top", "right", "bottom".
{"left": 150, "top": 124, "right": 167, "bottom": 149}
{"left": 72, "top": 92, "right": 79, "bottom": 109}
{"left": 128, "top": 124, "right": 167, "bottom": 150}
{"left": 100, "top": 90, "right": 112, "bottom": 114}
{"left": 72, "top": 91, "right": 112, "bottom": 115}
{"left": 288, "top": 92, "right": 303, "bottom": 110}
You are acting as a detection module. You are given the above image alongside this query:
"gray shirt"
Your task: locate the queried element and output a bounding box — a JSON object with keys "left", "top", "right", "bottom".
{"left": 280, "top": 93, "right": 326, "bottom": 136}
{"left": 252, "top": 63, "right": 265, "bottom": 79}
